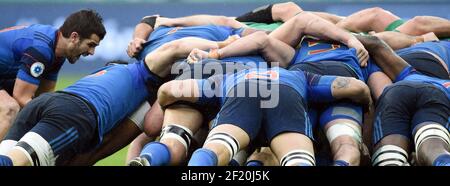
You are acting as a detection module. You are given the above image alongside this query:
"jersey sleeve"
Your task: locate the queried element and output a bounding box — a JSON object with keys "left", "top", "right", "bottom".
{"left": 17, "top": 46, "right": 53, "bottom": 85}
{"left": 304, "top": 71, "right": 337, "bottom": 103}
{"left": 40, "top": 60, "right": 62, "bottom": 81}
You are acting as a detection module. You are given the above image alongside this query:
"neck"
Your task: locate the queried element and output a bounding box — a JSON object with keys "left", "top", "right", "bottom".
{"left": 55, "top": 31, "right": 68, "bottom": 58}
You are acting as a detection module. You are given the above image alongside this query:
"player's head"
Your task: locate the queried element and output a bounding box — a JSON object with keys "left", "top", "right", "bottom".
{"left": 59, "top": 9, "right": 106, "bottom": 64}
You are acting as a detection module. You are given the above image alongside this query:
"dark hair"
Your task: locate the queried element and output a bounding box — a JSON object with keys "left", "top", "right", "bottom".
{"left": 59, "top": 9, "right": 106, "bottom": 40}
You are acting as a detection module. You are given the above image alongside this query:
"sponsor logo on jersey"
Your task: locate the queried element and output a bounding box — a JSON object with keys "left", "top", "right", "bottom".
{"left": 30, "top": 62, "right": 44, "bottom": 77}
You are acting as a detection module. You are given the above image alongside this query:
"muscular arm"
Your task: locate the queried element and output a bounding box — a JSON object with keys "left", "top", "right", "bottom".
{"left": 355, "top": 35, "right": 410, "bottom": 80}
{"left": 35, "top": 79, "right": 56, "bottom": 97}
{"left": 372, "top": 31, "right": 438, "bottom": 50}
{"left": 127, "top": 21, "right": 154, "bottom": 58}
{"left": 13, "top": 78, "right": 38, "bottom": 107}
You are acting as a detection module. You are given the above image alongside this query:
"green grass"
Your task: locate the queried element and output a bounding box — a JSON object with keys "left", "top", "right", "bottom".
{"left": 56, "top": 76, "right": 129, "bottom": 166}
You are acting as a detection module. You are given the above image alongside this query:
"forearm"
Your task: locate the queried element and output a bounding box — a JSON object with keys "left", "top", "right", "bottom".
{"left": 133, "top": 23, "right": 152, "bottom": 41}
{"left": 373, "top": 31, "right": 419, "bottom": 50}
{"left": 355, "top": 35, "right": 410, "bottom": 80}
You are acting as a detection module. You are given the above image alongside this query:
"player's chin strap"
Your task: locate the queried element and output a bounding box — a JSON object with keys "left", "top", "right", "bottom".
{"left": 13, "top": 132, "right": 56, "bottom": 166}
{"left": 414, "top": 124, "right": 450, "bottom": 159}
{"left": 372, "top": 145, "right": 409, "bottom": 166}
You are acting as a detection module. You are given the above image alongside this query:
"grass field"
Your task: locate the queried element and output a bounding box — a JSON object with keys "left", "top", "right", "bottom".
{"left": 56, "top": 75, "right": 129, "bottom": 166}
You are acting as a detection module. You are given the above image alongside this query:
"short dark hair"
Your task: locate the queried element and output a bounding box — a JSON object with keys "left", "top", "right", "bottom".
{"left": 59, "top": 9, "right": 106, "bottom": 40}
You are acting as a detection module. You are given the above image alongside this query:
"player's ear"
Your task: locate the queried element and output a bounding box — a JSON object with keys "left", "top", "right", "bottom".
{"left": 69, "top": 32, "right": 80, "bottom": 43}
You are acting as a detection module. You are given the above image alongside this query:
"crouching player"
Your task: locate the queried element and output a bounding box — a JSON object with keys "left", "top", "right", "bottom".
{"left": 0, "top": 60, "right": 158, "bottom": 166}
{"left": 150, "top": 66, "right": 371, "bottom": 166}
{"left": 356, "top": 35, "right": 450, "bottom": 166}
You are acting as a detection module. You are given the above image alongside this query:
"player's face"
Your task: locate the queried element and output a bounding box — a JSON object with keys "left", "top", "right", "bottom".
{"left": 67, "top": 33, "right": 100, "bottom": 64}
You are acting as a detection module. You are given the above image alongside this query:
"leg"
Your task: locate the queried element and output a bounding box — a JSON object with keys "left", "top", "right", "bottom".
{"left": 320, "top": 103, "right": 363, "bottom": 166}
{"left": 413, "top": 123, "right": 450, "bottom": 166}
{"left": 126, "top": 133, "right": 155, "bottom": 164}
{"left": 189, "top": 85, "right": 262, "bottom": 166}
{"left": 336, "top": 7, "right": 400, "bottom": 32}
{"left": 189, "top": 124, "right": 251, "bottom": 166}
{"left": 246, "top": 147, "right": 279, "bottom": 166}
{"left": 235, "top": 2, "right": 303, "bottom": 23}
{"left": 311, "top": 11, "right": 345, "bottom": 24}
{"left": 270, "top": 132, "right": 315, "bottom": 166}
{"left": 397, "top": 16, "right": 450, "bottom": 37}
{"left": 132, "top": 105, "right": 203, "bottom": 166}
{"left": 410, "top": 85, "right": 450, "bottom": 166}
{"left": 271, "top": 2, "right": 303, "bottom": 22}
{"left": 264, "top": 85, "right": 315, "bottom": 166}
{"left": 371, "top": 83, "right": 417, "bottom": 166}
{"left": 372, "top": 31, "right": 438, "bottom": 50}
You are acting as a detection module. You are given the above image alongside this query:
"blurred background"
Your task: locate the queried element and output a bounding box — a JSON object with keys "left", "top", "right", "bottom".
{"left": 1, "top": 0, "right": 449, "bottom": 165}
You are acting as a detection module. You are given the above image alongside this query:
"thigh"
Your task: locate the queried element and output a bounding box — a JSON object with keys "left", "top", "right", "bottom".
{"left": 372, "top": 83, "right": 416, "bottom": 145}
{"left": 264, "top": 85, "right": 312, "bottom": 141}
{"left": 214, "top": 82, "right": 263, "bottom": 141}
{"left": 412, "top": 85, "right": 450, "bottom": 131}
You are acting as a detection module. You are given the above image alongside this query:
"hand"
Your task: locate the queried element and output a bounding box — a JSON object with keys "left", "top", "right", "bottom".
{"left": 186, "top": 48, "right": 220, "bottom": 64}
{"left": 187, "top": 48, "right": 208, "bottom": 64}
{"left": 347, "top": 37, "right": 369, "bottom": 67}
{"left": 127, "top": 38, "right": 146, "bottom": 58}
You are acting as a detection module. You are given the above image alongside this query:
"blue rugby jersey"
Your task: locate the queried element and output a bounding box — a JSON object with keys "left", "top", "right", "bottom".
{"left": 395, "top": 66, "right": 450, "bottom": 100}
{"left": 197, "top": 67, "right": 336, "bottom": 107}
{"left": 63, "top": 62, "right": 150, "bottom": 142}
{"left": 396, "top": 41, "right": 450, "bottom": 70}
{"left": 138, "top": 25, "right": 244, "bottom": 60}
{"left": 0, "top": 24, "right": 64, "bottom": 85}
{"left": 290, "top": 36, "right": 381, "bottom": 82}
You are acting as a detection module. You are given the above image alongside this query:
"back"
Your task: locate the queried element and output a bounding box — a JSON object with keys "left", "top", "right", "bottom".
{"left": 138, "top": 25, "right": 243, "bottom": 60}
{"left": 396, "top": 41, "right": 450, "bottom": 71}
{"left": 63, "top": 63, "right": 150, "bottom": 141}
{"left": 291, "top": 36, "right": 363, "bottom": 80}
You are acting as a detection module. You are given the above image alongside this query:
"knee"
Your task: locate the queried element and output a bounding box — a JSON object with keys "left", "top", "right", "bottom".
{"left": 277, "top": 2, "right": 303, "bottom": 14}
